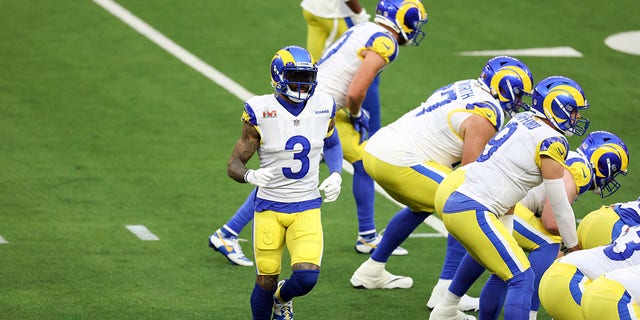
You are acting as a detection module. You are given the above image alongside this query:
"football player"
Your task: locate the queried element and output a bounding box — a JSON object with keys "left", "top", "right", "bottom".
{"left": 208, "top": 0, "right": 428, "bottom": 266}
{"left": 539, "top": 225, "right": 640, "bottom": 320}
{"left": 349, "top": 55, "right": 534, "bottom": 314}
{"left": 431, "top": 76, "right": 591, "bottom": 320}
{"left": 429, "top": 130, "right": 629, "bottom": 320}
{"left": 226, "top": 46, "right": 343, "bottom": 320}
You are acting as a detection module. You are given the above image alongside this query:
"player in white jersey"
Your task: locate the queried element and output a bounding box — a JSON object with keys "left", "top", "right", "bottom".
{"left": 348, "top": 56, "right": 533, "bottom": 308}
{"left": 207, "top": 0, "right": 428, "bottom": 266}
{"left": 431, "top": 76, "right": 591, "bottom": 320}
{"left": 314, "top": 0, "right": 428, "bottom": 253}
{"left": 434, "top": 131, "right": 630, "bottom": 320}
{"left": 300, "top": 0, "right": 370, "bottom": 62}
{"left": 581, "top": 264, "right": 640, "bottom": 320}
{"left": 225, "top": 46, "right": 343, "bottom": 320}
{"left": 539, "top": 225, "right": 640, "bottom": 320}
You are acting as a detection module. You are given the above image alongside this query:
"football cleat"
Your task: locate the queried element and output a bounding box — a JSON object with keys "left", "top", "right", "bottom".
{"left": 354, "top": 233, "right": 409, "bottom": 256}
{"left": 429, "top": 304, "right": 477, "bottom": 320}
{"left": 272, "top": 280, "right": 294, "bottom": 320}
{"left": 208, "top": 229, "right": 254, "bottom": 267}
{"left": 350, "top": 259, "right": 413, "bottom": 289}
{"left": 426, "top": 279, "right": 480, "bottom": 312}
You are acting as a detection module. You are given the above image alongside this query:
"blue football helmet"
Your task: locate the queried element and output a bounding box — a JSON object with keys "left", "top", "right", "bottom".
{"left": 577, "top": 131, "right": 629, "bottom": 197}
{"left": 531, "top": 76, "right": 590, "bottom": 136}
{"left": 479, "top": 56, "right": 534, "bottom": 116}
{"left": 374, "top": 0, "right": 428, "bottom": 46}
{"left": 270, "top": 45, "right": 317, "bottom": 103}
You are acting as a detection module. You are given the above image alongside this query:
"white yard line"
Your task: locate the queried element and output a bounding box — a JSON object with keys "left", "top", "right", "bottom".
{"left": 94, "top": 0, "right": 446, "bottom": 237}
{"left": 458, "top": 46, "right": 583, "bottom": 57}
{"left": 0, "top": 235, "right": 8, "bottom": 244}
{"left": 126, "top": 225, "right": 160, "bottom": 241}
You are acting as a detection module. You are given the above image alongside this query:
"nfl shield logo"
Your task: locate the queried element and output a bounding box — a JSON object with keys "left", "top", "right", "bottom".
{"left": 293, "top": 119, "right": 300, "bottom": 126}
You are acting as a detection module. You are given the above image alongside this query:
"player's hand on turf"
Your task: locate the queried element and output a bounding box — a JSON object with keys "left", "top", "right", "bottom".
{"left": 244, "top": 167, "right": 278, "bottom": 188}
{"left": 319, "top": 172, "right": 342, "bottom": 202}
{"left": 349, "top": 109, "right": 370, "bottom": 144}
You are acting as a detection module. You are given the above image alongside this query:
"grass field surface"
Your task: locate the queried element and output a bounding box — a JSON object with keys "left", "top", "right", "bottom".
{"left": 1, "top": 0, "right": 639, "bottom": 319}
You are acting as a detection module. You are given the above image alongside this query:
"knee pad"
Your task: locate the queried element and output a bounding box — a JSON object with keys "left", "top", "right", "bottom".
{"left": 290, "top": 269, "right": 320, "bottom": 295}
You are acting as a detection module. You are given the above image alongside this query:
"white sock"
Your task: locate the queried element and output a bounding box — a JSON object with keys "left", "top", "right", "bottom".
{"left": 435, "top": 278, "right": 453, "bottom": 290}
{"left": 529, "top": 310, "right": 537, "bottom": 320}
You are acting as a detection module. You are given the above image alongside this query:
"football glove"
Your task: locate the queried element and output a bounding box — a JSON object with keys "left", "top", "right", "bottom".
{"left": 349, "top": 109, "right": 370, "bottom": 144}
{"left": 352, "top": 8, "right": 371, "bottom": 25}
{"left": 244, "top": 167, "right": 278, "bottom": 188}
{"left": 319, "top": 172, "right": 342, "bottom": 202}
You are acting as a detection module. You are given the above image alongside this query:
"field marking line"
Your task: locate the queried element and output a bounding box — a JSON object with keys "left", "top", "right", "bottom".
{"left": 93, "top": 0, "right": 447, "bottom": 237}
{"left": 458, "top": 46, "right": 583, "bottom": 57}
{"left": 0, "top": 235, "right": 8, "bottom": 244}
{"left": 126, "top": 225, "right": 160, "bottom": 241}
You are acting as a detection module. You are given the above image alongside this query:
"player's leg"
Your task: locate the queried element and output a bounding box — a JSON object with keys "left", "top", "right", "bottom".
{"left": 427, "top": 235, "right": 481, "bottom": 312}
{"left": 251, "top": 210, "right": 286, "bottom": 319}
{"left": 273, "top": 209, "right": 323, "bottom": 319}
{"left": 437, "top": 193, "right": 533, "bottom": 320}
{"left": 513, "top": 204, "right": 562, "bottom": 317}
{"left": 208, "top": 188, "right": 256, "bottom": 266}
{"left": 582, "top": 275, "right": 640, "bottom": 320}
{"left": 302, "top": 9, "right": 329, "bottom": 63}
{"left": 539, "top": 262, "right": 589, "bottom": 320}
{"left": 352, "top": 159, "right": 449, "bottom": 289}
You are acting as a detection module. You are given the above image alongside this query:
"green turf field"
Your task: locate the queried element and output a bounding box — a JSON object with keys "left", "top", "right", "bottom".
{"left": 1, "top": 0, "right": 639, "bottom": 319}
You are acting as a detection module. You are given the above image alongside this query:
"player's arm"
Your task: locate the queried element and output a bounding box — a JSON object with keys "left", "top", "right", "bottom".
{"left": 227, "top": 121, "right": 261, "bottom": 183}
{"left": 323, "top": 118, "right": 343, "bottom": 174}
{"left": 344, "top": 50, "right": 385, "bottom": 116}
{"left": 458, "top": 114, "right": 497, "bottom": 166}
{"left": 319, "top": 117, "right": 343, "bottom": 202}
{"left": 540, "top": 168, "right": 578, "bottom": 235}
{"left": 541, "top": 156, "right": 580, "bottom": 252}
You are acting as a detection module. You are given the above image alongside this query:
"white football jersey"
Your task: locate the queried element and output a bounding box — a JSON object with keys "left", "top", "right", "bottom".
{"left": 519, "top": 150, "right": 591, "bottom": 215}
{"left": 242, "top": 92, "right": 336, "bottom": 204}
{"left": 458, "top": 111, "right": 570, "bottom": 216}
{"left": 559, "top": 225, "right": 640, "bottom": 280}
{"left": 365, "top": 79, "right": 505, "bottom": 167}
{"left": 316, "top": 22, "right": 398, "bottom": 107}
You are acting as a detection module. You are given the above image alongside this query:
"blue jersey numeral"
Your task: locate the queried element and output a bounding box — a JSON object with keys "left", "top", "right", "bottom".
{"left": 282, "top": 135, "right": 311, "bottom": 179}
{"left": 477, "top": 122, "right": 518, "bottom": 162}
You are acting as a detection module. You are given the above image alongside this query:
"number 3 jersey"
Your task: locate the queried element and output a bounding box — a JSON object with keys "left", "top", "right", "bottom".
{"left": 365, "top": 79, "right": 505, "bottom": 167}
{"left": 457, "top": 111, "right": 570, "bottom": 216}
{"left": 242, "top": 92, "right": 336, "bottom": 210}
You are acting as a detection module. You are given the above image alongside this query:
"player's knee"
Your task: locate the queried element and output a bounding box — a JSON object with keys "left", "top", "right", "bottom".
{"left": 290, "top": 269, "right": 320, "bottom": 295}
{"left": 507, "top": 268, "right": 535, "bottom": 291}
{"left": 256, "top": 259, "right": 279, "bottom": 275}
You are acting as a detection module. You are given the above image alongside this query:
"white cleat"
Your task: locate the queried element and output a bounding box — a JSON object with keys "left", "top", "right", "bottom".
{"left": 429, "top": 304, "right": 476, "bottom": 320}
{"left": 208, "top": 229, "right": 254, "bottom": 267}
{"left": 426, "top": 279, "right": 479, "bottom": 312}
{"left": 354, "top": 233, "right": 409, "bottom": 256}
{"left": 350, "top": 259, "right": 413, "bottom": 289}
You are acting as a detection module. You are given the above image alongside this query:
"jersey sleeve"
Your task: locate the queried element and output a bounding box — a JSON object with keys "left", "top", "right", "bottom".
{"left": 465, "top": 101, "right": 504, "bottom": 130}
{"left": 242, "top": 102, "right": 258, "bottom": 125}
{"left": 565, "top": 152, "right": 593, "bottom": 195}
{"left": 360, "top": 32, "right": 398, "bottom": 64}
{"left": 536, "top": 136, "right": 569, "bottom": 166}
